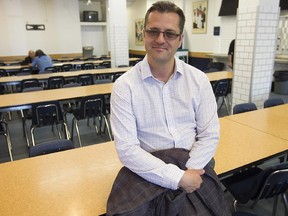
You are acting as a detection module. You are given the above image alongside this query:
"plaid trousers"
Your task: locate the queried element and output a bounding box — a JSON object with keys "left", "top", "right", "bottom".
{"left": 106, "top": 148, "right": 231, "bottom": 216}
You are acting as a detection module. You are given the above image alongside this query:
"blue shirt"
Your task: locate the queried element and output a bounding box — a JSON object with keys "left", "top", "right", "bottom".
{"left": 32, "top": 55, "right": 53, "bottom": 73}
{"left": 111, "top": 56, "right": 220, "bottom": 190}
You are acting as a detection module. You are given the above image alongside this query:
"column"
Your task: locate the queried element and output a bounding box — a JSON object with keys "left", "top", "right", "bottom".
{"left": 107, "top": 0, "right": 129, "bottom": 67}
{"left": 231, "top": 0, "right": 280, "bottom": 109}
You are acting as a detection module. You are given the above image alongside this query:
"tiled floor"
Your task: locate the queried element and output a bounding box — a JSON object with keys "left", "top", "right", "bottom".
{"left": 0, "top": 91, "right": 287, "bottom": 215}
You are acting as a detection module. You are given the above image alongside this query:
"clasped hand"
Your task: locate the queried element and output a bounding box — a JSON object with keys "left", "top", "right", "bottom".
{"left": 178, "top": 169, "right": 205, "bottom": 193}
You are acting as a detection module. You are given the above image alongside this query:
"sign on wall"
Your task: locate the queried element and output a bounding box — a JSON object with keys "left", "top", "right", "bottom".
{"left": 192, "top": 1, "right": 208, "bottom": 34}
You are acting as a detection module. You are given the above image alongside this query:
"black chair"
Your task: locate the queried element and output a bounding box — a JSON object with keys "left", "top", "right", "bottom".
{"left": 61, "top": 64, "right": 74, "bottom": 72}
{"left": 77, "top": 73, "right": 94, "bottom": 86}
{"left": 21, "top": 87, "right": 44, "bottom": 147}
{"left": 98, "top": 60, "right": 111, "bottom": 68}
{"left": 221, "top": 162, "right": 288, "bottom": 215}
{"left": 233, "top": 102, "right": 257, "bottom": 114}
{"left": 28, "top": 139, "right": 74, "bottom": 157}
{"left": 47, "top": 76, "right": 65, "bottom": 89}
{"left": 30, "top": 100, "right": 69, "bottom": 146}
{"left": 20, "top": 78, "right": 39, "bottom": 92}
{"left": 263, "top": 98, "right": 284, "bottom": 108}
{"left": 17, "top": 67, "right": 32, "bottom": 75}
{"left": 0, "top": 69, "right": 8, "bottom": 94}
{"left": 81, "top": 63, "right": 94, "bottom": 70}
{"left": 44, "top": 66, "right": 57, "bottom": 73}
{"left": 70, "top": 94, "right": 113, "bottom": 147}
{"left": 112, "top": 72, "right": 125, "bottom": 82}
{"left": 0, "top": 113, "right": 13, "bottom": 161}
{"left": 213, "top": 78, "right": 232, "bottom": 115}
{"left": 204, "top": 62, "right": 225, "bottom": 73}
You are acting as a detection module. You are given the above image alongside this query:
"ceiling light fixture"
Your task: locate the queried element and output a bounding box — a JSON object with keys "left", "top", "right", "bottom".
{"left": 87, "top": 0, "right": 92, "bottom": 5}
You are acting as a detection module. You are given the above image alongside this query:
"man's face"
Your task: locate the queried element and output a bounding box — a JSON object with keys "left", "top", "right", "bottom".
{"left": 144, "top": 11, "right": 183, "bottom": 64}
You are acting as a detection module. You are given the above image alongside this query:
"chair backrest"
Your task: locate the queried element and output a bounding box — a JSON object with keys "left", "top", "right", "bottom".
{"left": 61, "top": 64, "right": 73, "bottom": 72}
{"left": 213, "top": 78, "right": 231, "bottom": 97}
{"left": 63, "top": 83, "right": 81, "bottom": 88}
{"left": 17, "top": 67, "right": 32, "bottom": 75}
{"left": 47, "top": 76, "right": 65, "bottom": 89}
{"left": 22, "top": 86, "right": 44, "bottom": 93}
{"left": 263, "top": 98, "right": 284, "bottom": 108}
{"left": 31, "top": 100, "right": 64, "bottom": 126}
{"left": 28, "top": 139, "right": 74, "bottom": 157}
{"left": 44, "top": 66, "right": 57, "bottom": 73}
{"left": 98, "top": 61, "right": 111, "bottom": 68}
{"left": 233, "top": 102, "right": 257, "bottom": 114}
{"left": 79, "top": 95, "right": 105, "bottom": 119}
{"left": 204, "top": 62, "right": 225, "bottom": 73}
{"left": 77, "top": 73, "right": 94, "bottom": 86}
{"left": 21, "top": 78, "right": 39, "bottom": 91}
{"left": 81, "top": 63, "right": 94, "bottom": 70}
{"left": 0, "top": 69, "right": 7, "bottom": 77}
{"left": 251, "top": 162, "right": 288, "bottom": 200}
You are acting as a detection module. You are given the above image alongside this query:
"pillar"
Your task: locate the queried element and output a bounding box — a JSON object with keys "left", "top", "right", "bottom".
{"left": 107, "top": 0, "right": 129, "bottom": 67}
{"left": 231, "top": 0, "right": 280, "bottom": 109}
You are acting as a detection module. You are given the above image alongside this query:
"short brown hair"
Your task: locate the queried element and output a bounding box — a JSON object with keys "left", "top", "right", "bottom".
{"left": 144, "top": 1, "right": 185, "bottom": 33}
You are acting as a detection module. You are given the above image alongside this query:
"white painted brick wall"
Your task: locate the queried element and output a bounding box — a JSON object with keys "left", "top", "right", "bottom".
{"left": 231, "top": 1, "right": 280, "bottom": 110}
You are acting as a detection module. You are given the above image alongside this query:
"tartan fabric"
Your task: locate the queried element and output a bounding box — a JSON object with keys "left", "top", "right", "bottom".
{"left": 106, "top": 148, "right": 231, "bottom": 216}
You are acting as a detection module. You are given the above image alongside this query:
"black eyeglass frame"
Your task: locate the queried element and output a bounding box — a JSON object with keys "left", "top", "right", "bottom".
{"left": 144, "top": 28, "right": 181, "bottom": 40}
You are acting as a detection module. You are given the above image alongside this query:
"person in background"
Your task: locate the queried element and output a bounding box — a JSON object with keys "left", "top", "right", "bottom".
{"left": 109, "top": 1, "right": 228, "bottom": 214}
{"left": 227, "top": 39, "right": 235, "bottom": 69}
{"left": 31, "top": 49, "right": 53, "bottom": 73}
{"left": 21, "top": 50, "right": 35, "bottom": 65}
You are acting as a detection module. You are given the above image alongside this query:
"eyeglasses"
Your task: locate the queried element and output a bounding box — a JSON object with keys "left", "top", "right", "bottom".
{"left": 144, "top": 28, "right": 181, "bottom": 40}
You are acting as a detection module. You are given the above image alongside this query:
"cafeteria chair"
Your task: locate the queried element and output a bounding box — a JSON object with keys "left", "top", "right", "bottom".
{"left": 81, "top": 63, "right": 94, "bottom": 70}
{"left": 47, "top": 76, "right": 65, "bottom": 89}
{"left": 20, "top": 78, "right": 39, "bottom": 90}
{"left": 233, "top": 102, "right": 257, "bottom": 114}
{"left": 20, "top": 87, "right": 44, "bottom": 147}
{"left": 44, "top": 66, "right": 57, "bottom": 73}
{"left": 263, "top": 98, "right": 284, "bottom": 108}
{"left": 0, "top": 113, "right": 13, "bottom": 161}
{"left": 213, "top": 78, "right": 232, "bottom": 115}
{"left": 30, "top": 100, "right": 69, "bottom": 146}
{"left": 77, "top": 73, "right": 94, "bottom": 86}
{"left": 98, "top": 60, "right": 111, "bottom": 68}
{"left": 221, "top": 162, "right": 288, "bottom": 215}
{"left": 61, "top": 64, "right": 74, "bottom": 72}
{"left": 70, "top": 94, "right": 113, "bottom": 147}
{"left": 204, "top": 61, "right": 225, "bottom": 73}
{"left": 28, "top": 139, "right": 74, "bottom": 157}
{"left": 17, "top": 67, "right": 32, "bottom": 75}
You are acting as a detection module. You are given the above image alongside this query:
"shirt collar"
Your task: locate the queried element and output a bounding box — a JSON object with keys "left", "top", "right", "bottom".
{"left": 140, "top": 55, "right": 184, "bottom": 80}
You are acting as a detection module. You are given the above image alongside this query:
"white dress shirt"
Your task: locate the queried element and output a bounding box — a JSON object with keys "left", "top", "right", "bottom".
{"left": 111, "top": 56, "right": 219, "bottom": 190}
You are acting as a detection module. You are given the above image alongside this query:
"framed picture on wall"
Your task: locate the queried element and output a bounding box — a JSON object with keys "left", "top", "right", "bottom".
{"left": 192, "top": 0, "right": 208, "bottom": 34}
{"left": 135, "top": 18, "right": 144, "bottom": 46}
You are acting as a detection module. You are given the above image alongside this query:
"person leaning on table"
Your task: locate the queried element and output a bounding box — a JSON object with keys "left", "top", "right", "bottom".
{"left": 109, "top": 1, "right": 229, "bottom": 215}
{"left": 31, "top": 49, "right": 53, "bottom": 73}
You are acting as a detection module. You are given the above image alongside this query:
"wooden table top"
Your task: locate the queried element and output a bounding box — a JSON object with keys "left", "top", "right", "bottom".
{"left": 0, "top": 69, "right": 232, "bottom": 85}
{"left": 205, "top": 71, "right": 233, "bottom": 82}
{"left": 0, "top": 142, "right": 122, "bottom": 216}
{"left": 0, "top": 118, "right": 287, "bottom": 215}
{"left": 214, "top": 118, "right": 288, "bottom": 176}
{"left": 0, "top": 67, "right": 131, "bottom": 85}
{"left": 1, "top": 58, "right": 140, "bottom": 71}
{"left": 225, "top": 104, "right": 288, "bottom": 141}
{"left": 0, "top": 83, "right": 113, "bottom": 111}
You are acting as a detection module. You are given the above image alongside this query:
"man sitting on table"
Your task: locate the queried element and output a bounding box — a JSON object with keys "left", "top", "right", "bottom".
{"left": 21, "top": 50, "right": 35, "bottom": 65}
{"left": 109, "top": 1, "right": 228, "bottom": 214}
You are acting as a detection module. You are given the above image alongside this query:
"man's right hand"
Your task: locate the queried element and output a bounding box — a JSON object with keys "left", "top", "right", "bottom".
{"left": 178, "top": 169, "right": 205, "bottom": 193}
